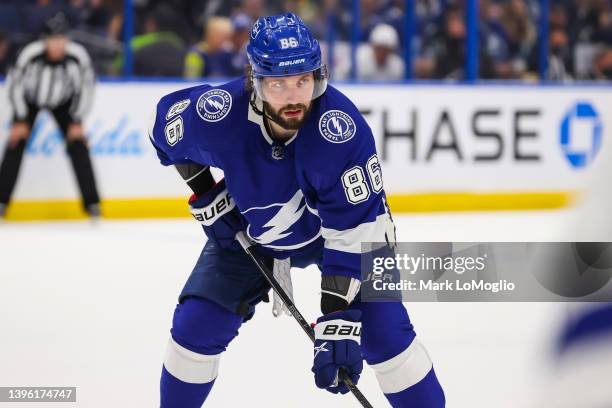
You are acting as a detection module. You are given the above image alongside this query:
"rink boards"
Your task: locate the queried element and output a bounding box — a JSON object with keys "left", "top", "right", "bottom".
{"left": 0, "top": 81, "right": 610, "bottom": 219}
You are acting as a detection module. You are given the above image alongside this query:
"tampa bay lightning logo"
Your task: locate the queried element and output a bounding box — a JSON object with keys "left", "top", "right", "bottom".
{"left": 251, "top": 20, "right": 262, "bottom": 39}
{"left": 319, "top": 110, "right": 357, "bottom": 143}
{"left": 245, "top": 190, "right": 306, "bottom": 245}
{"left": 243, "top": 190, "right": 321, "bottom": 250}
{"left": 196, "top": 89, "right": 232, "bottom": 122}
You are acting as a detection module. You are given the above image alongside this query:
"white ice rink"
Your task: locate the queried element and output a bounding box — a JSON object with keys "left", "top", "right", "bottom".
{"left": 0, "top": 212, "right": 594, "bottom": 407}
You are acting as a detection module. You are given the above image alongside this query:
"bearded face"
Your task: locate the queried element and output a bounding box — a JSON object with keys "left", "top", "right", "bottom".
{"left": 260, "top": 73, "right": 315, "bottom": 130}
{"left": 263, "top": 101, "right": 312, "bottom": 130}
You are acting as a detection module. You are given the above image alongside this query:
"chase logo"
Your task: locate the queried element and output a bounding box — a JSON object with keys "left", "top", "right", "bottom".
{"left": 560, "top": 102, "right": 603, "bottom": 168}
{"left": 196, "top": 89, "right": 232, "bottom": 122}
{"left": 319, "top": 110, "right": 357, "bottom": 144}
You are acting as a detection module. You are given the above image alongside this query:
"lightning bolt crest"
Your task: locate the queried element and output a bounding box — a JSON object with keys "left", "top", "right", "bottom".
{"left": 330, "top": 116, "right": 341, "bottom": 134}
{"left": 206, "top": 97, "right": 225, "bottom": 111}
{"left": 251, "top": 190, "right": 306, "bottom": 244}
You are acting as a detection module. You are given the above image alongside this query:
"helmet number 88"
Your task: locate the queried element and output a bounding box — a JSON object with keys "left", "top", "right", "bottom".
{"left": 341, "top": 154, "right": 383, "bottom": 204}
{"left": 279, "top": 37, "right": 299, "bottom": 49}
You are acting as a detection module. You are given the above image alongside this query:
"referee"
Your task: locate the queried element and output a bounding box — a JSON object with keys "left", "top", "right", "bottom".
{"left": 0, "top": 13, "right": 100, "bottom": 218}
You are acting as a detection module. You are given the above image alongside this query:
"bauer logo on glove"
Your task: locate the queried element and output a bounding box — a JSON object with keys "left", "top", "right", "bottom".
{"left": 312, "top": 309, "right": 363, "bottom": 394}
{"left": 321, "top": 323, "right": 361, "bottom": 338}
{"left": 189, "top": 179, "right": 246, "bottom": 250}
{"left": 189, "top": 181, "right": 236, "bottom": 226}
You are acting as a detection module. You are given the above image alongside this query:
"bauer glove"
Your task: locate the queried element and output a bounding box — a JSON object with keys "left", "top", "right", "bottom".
{"left": 312, "top": 309, "right": 363, "bottom": 394}
{"left": 189, "top": 179, "right": 246, "bottom": 250}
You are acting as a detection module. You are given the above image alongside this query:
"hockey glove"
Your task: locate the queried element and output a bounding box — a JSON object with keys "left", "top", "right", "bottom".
{"left": 189, "top": 179, "right": 246, "bottom": 250}
{"left": 312, "top": 309, "right": 363, "bottom": 394}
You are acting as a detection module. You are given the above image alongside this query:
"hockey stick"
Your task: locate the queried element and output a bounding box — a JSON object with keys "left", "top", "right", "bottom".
{"left": 235, "top": 231, "right": 374, "bottom": 408}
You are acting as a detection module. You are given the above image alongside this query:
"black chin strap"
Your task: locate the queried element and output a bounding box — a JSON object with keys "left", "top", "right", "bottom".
{"left": 249, "top": 92, "right": 273, "bottom": 122}
{"left": 249, "top": 92, "right": 283, "bottom": 139}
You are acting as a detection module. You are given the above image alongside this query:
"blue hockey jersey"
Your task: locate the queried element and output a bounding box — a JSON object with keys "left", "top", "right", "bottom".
{"left": 149, "top": 78, "right": 394, "bottom": 279}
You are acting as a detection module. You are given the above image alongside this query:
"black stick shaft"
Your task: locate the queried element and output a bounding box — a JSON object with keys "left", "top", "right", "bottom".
{"left": 235, "top": 232, "right": 374, "bottom": 408}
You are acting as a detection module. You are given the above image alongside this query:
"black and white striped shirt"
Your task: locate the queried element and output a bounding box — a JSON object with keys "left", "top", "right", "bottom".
{"left": 7, "top": 40, "right": 95, "bottom": 122}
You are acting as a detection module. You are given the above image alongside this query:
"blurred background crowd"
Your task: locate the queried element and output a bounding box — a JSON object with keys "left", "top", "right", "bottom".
{"left": 1, "top": 0, "right": 612, "bottom": 81}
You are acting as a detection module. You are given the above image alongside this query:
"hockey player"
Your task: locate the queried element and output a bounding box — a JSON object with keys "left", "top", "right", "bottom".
{"left": 149, "top": 13, "right": 445, "bottom": 407}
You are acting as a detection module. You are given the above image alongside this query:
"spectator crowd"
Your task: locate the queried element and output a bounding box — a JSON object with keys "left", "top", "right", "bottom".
{"left": 1, "top": 0, "right": 612, "bottom": 81}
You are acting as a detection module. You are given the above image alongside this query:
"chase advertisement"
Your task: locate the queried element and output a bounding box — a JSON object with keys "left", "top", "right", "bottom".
{"left": 0, "top": 82, "right": 609, "bottom": 201}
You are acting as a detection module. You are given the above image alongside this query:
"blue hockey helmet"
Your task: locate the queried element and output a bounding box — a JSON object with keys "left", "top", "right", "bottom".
{"left": 247, "top": 13, "right": 328, "bottom": 101}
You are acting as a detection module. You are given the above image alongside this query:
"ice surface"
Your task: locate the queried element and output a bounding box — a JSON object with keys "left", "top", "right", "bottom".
{"left": 0, "top": 213, "right": 583, "bottom": 407}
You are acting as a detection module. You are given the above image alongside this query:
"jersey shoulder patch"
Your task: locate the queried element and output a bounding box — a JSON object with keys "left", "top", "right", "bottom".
{"left": 318, "top": 109, "right": 357, "bottom": 144}
{"left": 166, "top": 99, "right": 191, "bottom": 120}
{"left": 150, "top": 84, "right": 209, "bottom": 166}
{"left": 194, "top": 78, "right": 246, "bottom": 124}
{"left": 150, "top": 79, "right": 247, "bottom": 166}
{"left": 196, "top": 88, "right": 233, "bottom": 122}
{"left": 315, "top": 85, "right": 369, "bottom": 145}
{"left": 154, "top": 84, "right": 206, "bottom": 148}
{"left": 298, "top": 86, "right": 377, "bottom": 185}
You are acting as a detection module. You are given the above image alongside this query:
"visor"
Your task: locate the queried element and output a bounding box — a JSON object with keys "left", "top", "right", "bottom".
{"left": 251, "top": 65, "right": 328, "bottom": 102}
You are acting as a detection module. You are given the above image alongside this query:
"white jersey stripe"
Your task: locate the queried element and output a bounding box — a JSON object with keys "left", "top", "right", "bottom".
{"left": 7, "top": 69, "right": 28, "bottom": 119}
{"left": 47, "top": 66, "right": 63, "bottom": 107}
{"left": 36, "top": 66, "right": 52, "bottom": 107}
{"left": 252, "top": 229, "right": 322, "bottom": 250}
{"left": 369, "top": 337, "right": 433, "bottom": 394}
{"left": 163, "top": 338, "right": 220, "bottom": 384}
{"left": 322, "top": 212, "right": 392, "bottom": 254}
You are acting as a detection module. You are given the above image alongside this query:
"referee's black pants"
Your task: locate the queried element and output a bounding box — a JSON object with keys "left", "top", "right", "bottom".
{"left": 0, "top": 101, "right": 100, "bottom": 213}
